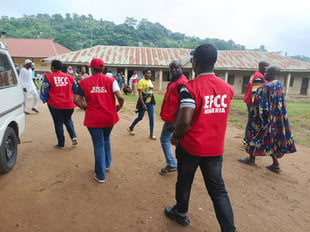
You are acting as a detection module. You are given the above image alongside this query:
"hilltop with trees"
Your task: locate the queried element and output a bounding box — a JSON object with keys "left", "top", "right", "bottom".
{"left": 1, "top": 13, "right": 309, "bottom": 62}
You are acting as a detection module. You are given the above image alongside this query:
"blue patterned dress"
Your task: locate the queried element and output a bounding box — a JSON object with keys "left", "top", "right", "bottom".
{"left": 244, "top": 80, "right": 296, "bottom": 157}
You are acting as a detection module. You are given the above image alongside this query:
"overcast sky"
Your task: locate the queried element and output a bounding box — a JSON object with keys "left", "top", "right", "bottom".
{"left": 3, "top": 0, "right": 310, "bottom": 56}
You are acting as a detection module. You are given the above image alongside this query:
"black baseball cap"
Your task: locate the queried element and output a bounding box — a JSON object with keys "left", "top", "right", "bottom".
{"left": 190, "top": 43, "right": 217, "bottom": 65}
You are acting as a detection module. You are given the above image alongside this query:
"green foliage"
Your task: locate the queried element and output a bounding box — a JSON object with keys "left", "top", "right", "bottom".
{"left": 0, "top": 13, "right": 247, "bottom": 51}
{"left": 289, "top": 55, "right": 310, "bottom": 63}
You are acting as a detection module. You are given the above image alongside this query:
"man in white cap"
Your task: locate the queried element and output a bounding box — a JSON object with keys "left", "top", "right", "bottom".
{"left": 19, "top": 59, "right": 39, "bottom": 114}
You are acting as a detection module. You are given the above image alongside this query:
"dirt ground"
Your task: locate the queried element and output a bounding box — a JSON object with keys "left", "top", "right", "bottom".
{"left": 0, "top": 100, "right": 310, "bottom": 232}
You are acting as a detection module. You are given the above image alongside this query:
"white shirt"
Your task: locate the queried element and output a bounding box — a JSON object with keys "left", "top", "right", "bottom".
{"left": 19, "top": 67, "right": 36, "bottom": 91}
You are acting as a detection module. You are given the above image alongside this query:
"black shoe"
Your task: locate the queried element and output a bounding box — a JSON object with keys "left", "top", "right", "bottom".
{"left": 32, "top": 108, "right": 39, "bottom": 113}
{"left": 164, "top": 206, "right": 190, "bottom": 226}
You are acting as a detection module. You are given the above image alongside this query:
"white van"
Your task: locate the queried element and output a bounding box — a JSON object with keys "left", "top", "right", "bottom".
{"left": 0, "top": 38, "right": 25, "bottom": 173}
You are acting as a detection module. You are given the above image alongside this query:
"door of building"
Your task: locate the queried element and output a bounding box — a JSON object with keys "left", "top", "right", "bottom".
{"left": 242, "top": 76, "right": 251, "bottom": 94}
{"left": 300, "top": 78, "right": 309, "bottom": 95}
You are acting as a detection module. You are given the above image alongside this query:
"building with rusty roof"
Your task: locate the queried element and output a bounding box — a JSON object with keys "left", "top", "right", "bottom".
{"left": 5, "top": 38, "right": 71, "bottom": 76}
{"left": 43, "top": 45, "right": 310, "bottom": 96}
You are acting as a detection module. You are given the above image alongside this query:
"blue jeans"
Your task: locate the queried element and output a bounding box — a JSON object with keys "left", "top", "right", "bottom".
{"left": 160, "top": 122, "right": 177, "bottom": 168}
{"left": 175, "top": 144, "right": 235, "bottom": 232}
{"left": 48, "top": 104, "right": 77, "bottom": 147}
{"left": 88, "top": 127, "right": 113, "bottom": 180}
{"left": 129, "top": 102, "right": 154, "bottom": 136}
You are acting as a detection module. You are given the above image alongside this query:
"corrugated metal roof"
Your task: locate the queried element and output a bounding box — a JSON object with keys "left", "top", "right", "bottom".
{"left": 43, "top": 45, "right": 310, "bottom": 71}
{"left": 5, "top": 38, "right": 71, "bottom": 58}
{"left": 43, "top": 45, "right": 191, "bottom": 67}
{"left": 216, "top": 50, "right": 310, "bottom": 71}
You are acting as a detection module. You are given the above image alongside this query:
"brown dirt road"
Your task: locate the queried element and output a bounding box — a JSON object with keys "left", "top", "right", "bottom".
{"left": 0, "top": 100, "right": 309, "bottom": 232}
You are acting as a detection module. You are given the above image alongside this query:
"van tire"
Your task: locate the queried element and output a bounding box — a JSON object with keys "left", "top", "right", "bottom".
{"left": 0, "top": 127, "right": 18, "bottom": 173}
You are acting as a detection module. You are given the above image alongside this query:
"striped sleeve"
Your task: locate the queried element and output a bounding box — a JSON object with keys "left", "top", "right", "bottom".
{"left": 251, "top": 78, "right": 263, "bottom": 101}
{"left": 179, "top": 85, "right": 196, "bottom": 109}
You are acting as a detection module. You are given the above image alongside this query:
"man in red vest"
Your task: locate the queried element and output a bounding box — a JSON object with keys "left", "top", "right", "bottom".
{"left": 40, "top": 60, "right": 78, "bottom": 148}
{"left": 159, "top": 60, "right": 188, "bottom": 174}
{"left": 164, "top": 44, "right": 236, "bottom": 231}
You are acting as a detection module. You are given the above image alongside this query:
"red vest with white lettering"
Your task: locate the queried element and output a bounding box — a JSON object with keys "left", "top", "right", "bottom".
{"left": 160, "top": 75, "right": 188, "bottom": 123}
{"left": 45, "top": 71, "right": 76, "bottom": 109}
{"left": 179, "top": 74, "right": 234, "bottom": 157}
{"left": 243, "top": 71, "right": 265, "bottom": 105}
{"left": 131, "top": 74, "right": 138, "bottom": 84}
{"left": 79, "top": 73, "right": 119, "bottom": 128}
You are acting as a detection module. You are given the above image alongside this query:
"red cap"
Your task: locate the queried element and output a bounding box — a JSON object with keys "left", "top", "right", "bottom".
{"left": 88, "top": 58, "right": 105, "bottom": 69}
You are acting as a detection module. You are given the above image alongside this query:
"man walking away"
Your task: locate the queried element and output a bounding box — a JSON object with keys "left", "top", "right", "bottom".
{"left": 165, "top": 44, "right": 236, "bottom": 232}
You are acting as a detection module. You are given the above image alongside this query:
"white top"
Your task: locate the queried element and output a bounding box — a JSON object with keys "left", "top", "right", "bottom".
{"left": 19, "top": 67, "right": 36, "bottom": 91}
{"left": 112, "top": 80, "right": 120, "bottom": 92}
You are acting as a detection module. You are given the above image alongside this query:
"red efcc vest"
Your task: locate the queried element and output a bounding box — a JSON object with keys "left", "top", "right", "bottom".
{"left": 244, "top": 71, "right": 265, "bottom": 105}
{"left": 160, "top": 75, "right": 188, "bottom": 123}
{"left": 179, "top": 74, "right": 234, "bottom": 157}
{"left": 79, "top": 73, "right": 119, "bottom": 128}
{"left": 45, "top": 71, "right": 76, "bottom": 109}
{"left": 131, "top": 74, "right": 138, "bottom": 84}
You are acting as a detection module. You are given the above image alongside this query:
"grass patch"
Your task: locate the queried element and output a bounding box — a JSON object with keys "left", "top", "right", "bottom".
{"left": 121, "top": 94, "right": 310, "bottom": 147}
{"left": 229, "top": 99, "right": 310, "bottom": 147}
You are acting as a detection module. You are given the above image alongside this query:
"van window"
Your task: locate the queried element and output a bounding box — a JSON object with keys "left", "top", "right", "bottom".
{"left": 0, "top": 53, "right": 17, "bottom": 89}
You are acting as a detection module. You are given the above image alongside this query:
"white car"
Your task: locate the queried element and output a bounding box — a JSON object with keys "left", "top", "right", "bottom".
{"left": 0, "top": 38, "right": 25, "bottom": 173}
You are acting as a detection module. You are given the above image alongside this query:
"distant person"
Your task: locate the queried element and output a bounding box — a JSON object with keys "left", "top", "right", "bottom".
{"left": 32, "top": 63, "right": 39, "bottom": 90}
{"left": 159, "top": 60, "right": 188, "bottom": 174}
{"left": 67, "top": 66, "right": 74, "bottom": 76}
{"left": 243, "top": 61, "right": 269, "bottom": 140}
{"left": 106, "top": 70, "right": 113, "bottom": 77}
{"left": 128, "top": 68, "right": 156, "bottom": 140}
{"left": 120, "top": 72, "right": 125, "bottom": 88}
{"left": 115, "top": 72, "right": 123, "bottom": 89}
{"left": 130, "top": 71, "right": 138, "bottom": 96}
{"left": 74, "top": 58, "right": 124, "bottom": 183}
{"left": 19, "top": 59, "right": 39, "bottom": 114}
{"left": 165, "top": 44, "right": 235, "bottom": 231}
{"left": 15, "top": 63, "right": 20, "bottom": 75}
{"left": 75, "top": 66, "right": 89, "bottom": 83}
{"left": 239, "top": 65, "right": 296, "bottom": 172}
{"left": 40, "top": 60, "right": 78, "bottom": 148}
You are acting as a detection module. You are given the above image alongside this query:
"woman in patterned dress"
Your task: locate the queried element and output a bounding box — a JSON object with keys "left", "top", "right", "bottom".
{"left": 239, "top": 65, "right": 296, "bottom": 173}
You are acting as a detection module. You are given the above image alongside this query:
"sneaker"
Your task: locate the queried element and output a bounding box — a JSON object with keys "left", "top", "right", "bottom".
{"left": 32, "top": 108, "right": 39, "bottom": 113}
{"left": 25, "top": 111, "right": 30, "bottom": 115}
{"left": 164, "top": 206, "right": 190, "bottom": 226}
{"left": 127, "top": 128, "right": 135, "bottom": 135}
{"left": 54, "top": 144, "right": 64, "bottom": 149}
{"left": 150, "top": 135, "right": 156, "bottom": 140}
{"left": 160, "top": 165, "right": 177, "bottom": 175}
{"left": 94, "top": 174, "right": 105, "bottom": 183}
{"left": 72, "top": 138, "right": 78, "bottom": 145}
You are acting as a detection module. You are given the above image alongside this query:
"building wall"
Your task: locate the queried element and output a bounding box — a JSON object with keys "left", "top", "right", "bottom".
{"left": 215, "top": 70, "right": 310, "bottom": 96}
{"left": 286, "top": 73, "right": 310, "bottom": 95}
{"left": 13, "top": 57, "right": 50, "bottom": 76}
{"left": 215, "top": 70, "right": 253, "bottom": 95}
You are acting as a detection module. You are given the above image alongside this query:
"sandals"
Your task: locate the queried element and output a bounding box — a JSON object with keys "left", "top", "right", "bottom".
{"left": 239, "top": 157, "right": 256, "bottom": 166}
{"left": 266, "top": 165, "right": 281, "bottom": 173}
{"left": 160, "top": 166, "right": 177, "bottom": 174}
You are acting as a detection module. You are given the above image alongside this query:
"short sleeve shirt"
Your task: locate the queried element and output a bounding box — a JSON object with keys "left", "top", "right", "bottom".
{"left": 138, "top": 78, "right": 154, "bottom": 103}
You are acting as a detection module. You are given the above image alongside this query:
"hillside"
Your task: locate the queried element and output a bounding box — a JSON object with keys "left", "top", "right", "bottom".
{"left": 0, "top": 13, "right": 246, "bottom": 51}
